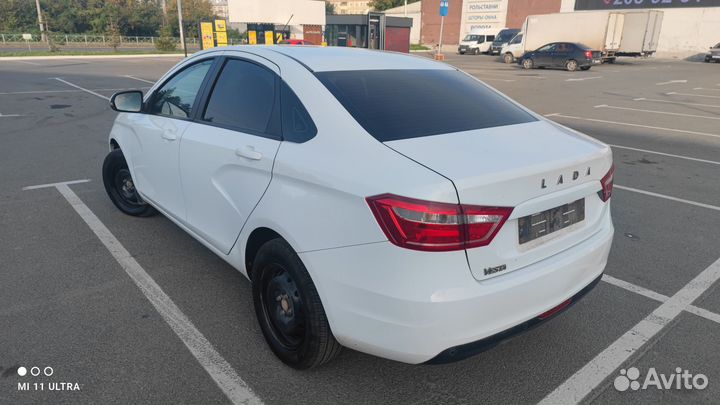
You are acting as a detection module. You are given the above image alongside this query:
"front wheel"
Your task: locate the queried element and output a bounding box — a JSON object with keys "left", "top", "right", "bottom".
{"left": 472, "top": 48, "right": 479, "bottom": 55}
{"left": 252, "top": 239, "right": 342, "bottom": 369}
{"left": 522, "top": 58, "right": 534, "bottom": 69}
{"left": 566, "top": 59, "right": 579, "bottom": 71}
{"left": 503, "top": 53, "right": 514, "bottom": 64}
{"left": 102, "top": 149, "right": 157, "bottom": 217}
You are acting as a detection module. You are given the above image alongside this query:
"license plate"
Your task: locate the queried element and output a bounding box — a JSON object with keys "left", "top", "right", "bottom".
{"left": 593, "top": 59, "right": 601, "bottom": 64}
{"left": 713, "top": 55, "right": 720, "bottom": 59}
{"left": 518, "top": 199, "right": 585, "bottom": 244}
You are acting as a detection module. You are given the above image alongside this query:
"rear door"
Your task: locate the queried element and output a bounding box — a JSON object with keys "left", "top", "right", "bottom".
{"left": 552, "top": 43, "right": 572, "bottom": 67}
{"left": 605, "top": 13, "right": 624, "bottom": 51}
{"left": 179, "top": 55, "right": 282, "bottom": 254}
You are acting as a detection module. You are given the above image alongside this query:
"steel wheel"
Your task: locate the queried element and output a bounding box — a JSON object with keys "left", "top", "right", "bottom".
{"left": 566, "top": 59, "right": 578, "bottom": 71}
{"left": 259, "top": 263, "right": 306, "bottom": 350}
{"left": 522, "top": 58, "right": 533, "bottom": 69}
{"left": 504, "top": 53, "right": 514, "bottom": 64}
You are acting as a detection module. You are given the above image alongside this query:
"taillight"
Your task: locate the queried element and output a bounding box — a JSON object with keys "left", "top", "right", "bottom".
{"left": 585, "top": 50, "right": 593, "bottom": 59}
{"left": 599, "top": 164, "right": 615, "bottom": 202}
{"left": 366, "top": 194, "right": 513, "bottom": 252}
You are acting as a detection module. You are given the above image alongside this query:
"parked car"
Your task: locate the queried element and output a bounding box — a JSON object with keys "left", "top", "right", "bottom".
{"left": 520, "top": 42, "right": 602, "bottom": 71}
{"left": 458, "top": 29, "right": 495, "bottom": 55}
{"left": 490, "top": 28, "right": 520, "bottom": 55}
{"left": 279, "top": 39, "right": 314, "bottom": 46}
{"left": 705, "top": 43, "right": 720, "bottom": 62}
{"left": 104, "top": 46, "right": 614, "bottom": 369}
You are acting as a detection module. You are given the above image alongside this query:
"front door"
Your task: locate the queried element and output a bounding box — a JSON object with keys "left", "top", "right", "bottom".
{"left": 179, "top": 56, "right": 281, "bottom": 254}
{"left": 534, "top": 43, "right": 556, "bottom": 66}
{"left": 131, "top": 58, "right": 214, "bottom": 218}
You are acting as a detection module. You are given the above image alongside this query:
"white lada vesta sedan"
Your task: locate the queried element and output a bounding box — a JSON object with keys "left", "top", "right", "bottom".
{"left": 104, "top": 46, "right": 614, "bottom": 369}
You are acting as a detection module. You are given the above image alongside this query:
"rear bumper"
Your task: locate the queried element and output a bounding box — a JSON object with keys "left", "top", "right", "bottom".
{"left": 299, "top": 212, "right": 614, "bottom": 364}
{"left": 426, "top": 272, "right": 602, "bottom": 364}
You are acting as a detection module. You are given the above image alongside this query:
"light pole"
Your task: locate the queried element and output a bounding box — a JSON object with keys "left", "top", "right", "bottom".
{"left": 34, "top": 0, "right": 46, "bottom": 43}
{"left": 176, "top": 0, "right": 187, "bottom": 57}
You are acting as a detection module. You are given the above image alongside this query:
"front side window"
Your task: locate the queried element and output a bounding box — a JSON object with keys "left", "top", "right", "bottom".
{"left": 317, "top": 69, "right": 536, "bottom": 142}
{"left": 149, "top": 59, "right": 213, "bottom": 119}
{"left": 537, "top": 44, "right": 556, "bottom": 52}
{"left": 510, "top": 34, "right": 523, "bottom": 44}
{"left": 463, "top": 34, "right": 480, "bottom": 42}
{"left": 202, "top": 59, "right": 278, "bottom": 136}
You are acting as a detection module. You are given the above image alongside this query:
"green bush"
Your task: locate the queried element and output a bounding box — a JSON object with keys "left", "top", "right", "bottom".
{"left": 155, "top": 25, "right": 176, "bottom": 51}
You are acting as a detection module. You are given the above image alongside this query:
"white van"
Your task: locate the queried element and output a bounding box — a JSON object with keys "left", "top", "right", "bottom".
{"left": 458, "top": 30, "right": 495, "bottom": 55}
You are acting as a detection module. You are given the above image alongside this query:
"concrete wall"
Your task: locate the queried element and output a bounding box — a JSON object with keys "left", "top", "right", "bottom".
{"left": 384, "top": 2, "right": 421, "bottom": 44}
{"left": 421, "top": 0, "right": 463, "bottom": 46}
{"left": 560, "top": 0, "right": 720, "bottom": 58}
{"left": 506, "top": 0, "right": 561, "bottom": 29}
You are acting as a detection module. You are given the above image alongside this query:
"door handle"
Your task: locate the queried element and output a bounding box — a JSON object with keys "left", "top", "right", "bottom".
{"left": 235, "top": 146, "right": 262, "bottom": 160}
{"left": 161, "top": 131, "right": 177, "bottom": 141}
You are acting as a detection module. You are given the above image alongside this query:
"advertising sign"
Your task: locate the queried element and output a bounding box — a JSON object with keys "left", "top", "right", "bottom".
{"left": 216, "top": 31, "right": 228, "bottom": 47}
{"left": 462, "top": 0, "right": 508, "bottom": 33}
{"left": 264, "top": 31, "right": 274, "bottom": 45}
{"left": 200, "top": 22, "right": 215, "bottom": 49}
{"left": 248, "top": 30, "right": 257, "bottom": 45}
{"left": 576, "top": 0, "right": 720, "bottom": 10}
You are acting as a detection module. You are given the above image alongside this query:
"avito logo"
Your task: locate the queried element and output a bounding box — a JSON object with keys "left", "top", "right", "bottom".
{"left": 614, "top": 367, "right": 709, "bottom": 392}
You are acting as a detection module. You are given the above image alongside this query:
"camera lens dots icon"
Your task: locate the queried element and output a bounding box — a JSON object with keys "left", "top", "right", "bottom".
{"left": 17, "top": 367, "right": 27, "bottom": 377}
{"left": 614, "top": 367, "right": 641, "bottom": 392}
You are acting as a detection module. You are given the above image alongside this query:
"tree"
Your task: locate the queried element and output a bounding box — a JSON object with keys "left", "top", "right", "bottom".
{"left": 369, "top": 0, "right": 419, "bottom": 11}
{"left": 166, "top": 0, "right": 216, "bottom": 40}
{"left": 325, "top": 1, "right": 336, "bottom": 14}
{"left": 155, "top": 24, "right": 176, "bottom": 51}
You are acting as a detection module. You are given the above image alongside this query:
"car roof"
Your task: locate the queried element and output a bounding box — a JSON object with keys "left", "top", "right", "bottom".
{"left": 216, "top": 45, "right": 453, "bottom": 72}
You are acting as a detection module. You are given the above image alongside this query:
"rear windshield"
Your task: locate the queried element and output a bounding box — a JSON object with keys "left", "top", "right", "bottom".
{"left": 316, "top": 69, "right": 536, "bottom": 142}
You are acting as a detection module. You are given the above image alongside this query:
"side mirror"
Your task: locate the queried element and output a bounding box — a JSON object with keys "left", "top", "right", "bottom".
{"left": 110, "top": 90, "right": 143, "bottom": 113}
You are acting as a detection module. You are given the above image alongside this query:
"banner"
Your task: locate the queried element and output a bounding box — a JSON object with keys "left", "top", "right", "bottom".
{"left": 576, "top": 0, "right": 720, "bottom": 10}
{"left": 200, "top": 22, "right": 214, "bottom": 49}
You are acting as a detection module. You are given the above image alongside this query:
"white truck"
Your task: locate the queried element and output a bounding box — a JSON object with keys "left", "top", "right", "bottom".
{"left": 501, "top": 12, "right": 625, "bottom": 64}
{"left": 616, "top": 10, "right": 664, "bottom": 57}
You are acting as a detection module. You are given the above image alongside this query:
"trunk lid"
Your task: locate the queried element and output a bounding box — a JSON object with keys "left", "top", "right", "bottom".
{"left": 385, "top": 120, "right": 613, "bottom": 281}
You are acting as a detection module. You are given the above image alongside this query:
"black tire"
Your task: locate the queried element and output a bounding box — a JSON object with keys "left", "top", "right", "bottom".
{"left": 580, "top": 66, "right": 591, "bottom": 71}
{"left": 522, "top": 58, "right": 534, "bottom": 69}
{"left": 102, "top": 149, "right": 157, "bottom": 217}
{"left": 472, "top": 48, "right": 479, "bottom": 55}
{"left": 252, "top": 239, "right": 341, "bottom": 369}
{"left": 566, "top": 59, "right": 579, "bottom": 71}
{"left": 503, "top": 53, "right": 514, "bottom": 64}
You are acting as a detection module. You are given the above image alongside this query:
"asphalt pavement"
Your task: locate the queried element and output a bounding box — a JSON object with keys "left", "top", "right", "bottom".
{"left": 0, "top": 51, "right": 719, "bottom": 405}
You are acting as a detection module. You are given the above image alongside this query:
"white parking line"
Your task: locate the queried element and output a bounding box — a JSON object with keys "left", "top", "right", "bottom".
{"left": 13, "top": 60, "right": 41, "bottom": 66}
{"left": 616, "top": 185, "right": 720, "bottom": 212}
{"left": 124, "top": 74, "right": 155, "bottom": 84}
{"left": 693, "top": 87, "right": 720, "bottom": 91}
{"left": 539, "top": 255, "right": 720, "bottom": 405}
{"left": 0, "top": 87, "right": 149, "bottom": 96}
{"left": 602, "top": 274, "right": 720, "bottom": 325}
{"left": 545, "top": 113, "right": 720, "bottom": 140}
{"left": 476, "top": 77, "right": 516, "bottom": 82}
{"left": 53, "top": 78, "right": 110, "bottom": 101}
{"left": 666, "top": 91, "right": 720, "bottom": 99}
{"left": 609, "top": 144, "right": 720, "bottom": 166}
{"left": 656, "top": 80, "right": 687, "bottom": 85}
{"left": 0, "top": 113, "right": 23, "bottom": 117}
{"left": 594, "top": 104, "right": 720, "bottom": 121}
{"left": 22, "top": 180, "right": 263, "bottom": 405}
{"left": 566, "top": 76, "right": 602, "bottom": 82}
{"left": 634, "top": 97, "right": 720, "bottom": 108}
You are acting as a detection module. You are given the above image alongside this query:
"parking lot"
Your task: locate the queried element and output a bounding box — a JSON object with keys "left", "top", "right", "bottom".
{"left": 0, "top": 52, "right": 719, "bottom": 404}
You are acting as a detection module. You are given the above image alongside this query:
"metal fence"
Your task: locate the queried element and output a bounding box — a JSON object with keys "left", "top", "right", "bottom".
{"left": 0, "top": 33, "right": 241, "bottom": 47}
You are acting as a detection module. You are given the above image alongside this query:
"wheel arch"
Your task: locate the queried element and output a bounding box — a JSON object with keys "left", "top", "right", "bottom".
{"left": 245, "top": 227, "right": 285, "bottom": 279}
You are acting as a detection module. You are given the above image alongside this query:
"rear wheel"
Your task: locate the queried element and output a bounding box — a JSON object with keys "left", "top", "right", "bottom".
{"left": 252, "top": 239, "right": 341, "bottom": 369}
{"left": 503, "top": 53, "right": 514, "bottom": 64}
{"left": 522, "top": 58, "right": 534, "bottom": 69}
{"left": 102, "top": 149, "right": 157, "bottom": 217}
{"left": 566, "top": 59, "right": 579, "bottom": 71}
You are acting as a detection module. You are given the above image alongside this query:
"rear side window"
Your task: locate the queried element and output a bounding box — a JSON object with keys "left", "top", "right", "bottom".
{"left": 202, "top": 59, "right": 279, "bottom": 137}
{"left": 316, "top": 69, "right": 536, "bottom": 142}
{"left": 281, "top": 81, "right": 317, "bottom": 143}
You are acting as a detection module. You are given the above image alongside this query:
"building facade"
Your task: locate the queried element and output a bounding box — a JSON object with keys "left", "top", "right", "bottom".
{"left": 227, "top": 0, "right": 326, "bottom": 42}
{"left": 420, "top": 0, "right": 718, "bottom": 57}
{"left": 210, "top": 0, "right": 229, "bottom": 19}
{"left": 383, "top": 1, "right": 422, "bottom": 44}
{"left": 328, "top": 0, "right": 373, "bottom": 15}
